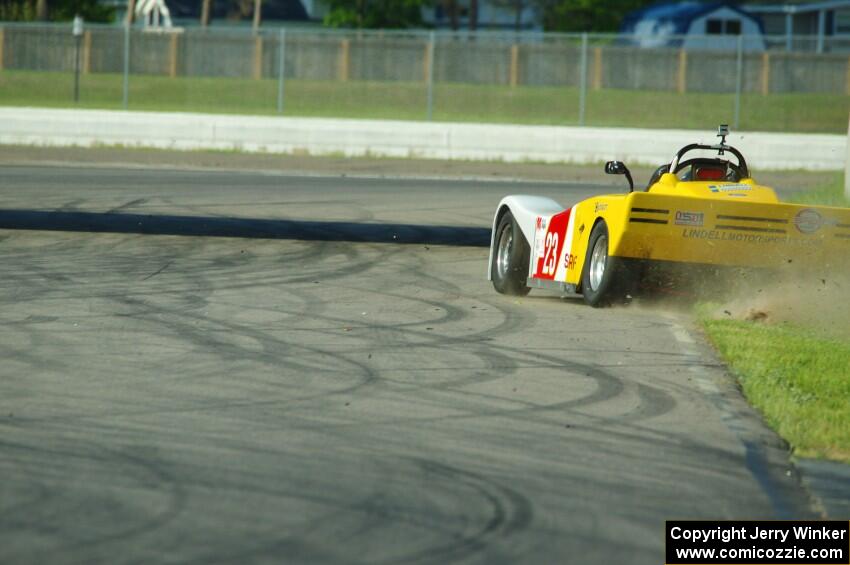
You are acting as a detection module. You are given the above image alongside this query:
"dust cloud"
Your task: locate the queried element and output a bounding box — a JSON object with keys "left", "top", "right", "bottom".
{"left": 625, "top": 259, "right": 850, "bottom": 339}
{"left": 703, "top": 264, "right": 850, "bottom": 339}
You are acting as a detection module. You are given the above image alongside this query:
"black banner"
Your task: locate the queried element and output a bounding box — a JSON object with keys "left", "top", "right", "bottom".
{"left": 666, "top": 521, "right": 850, "bottom": 564}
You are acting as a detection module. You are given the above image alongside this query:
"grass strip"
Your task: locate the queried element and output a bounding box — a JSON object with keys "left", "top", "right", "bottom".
{"left": 1, "top": 70, "right": 849, "bottom": 133}
{"left": 701, "top": 319, "right": 850, "bottom": 463}
{"left": 788, "top": 174, "right": 849, "bottom": 207}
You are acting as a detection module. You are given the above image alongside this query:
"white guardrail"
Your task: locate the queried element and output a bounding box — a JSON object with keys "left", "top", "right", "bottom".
{"left": 0, "top": 107, "right": 846, "bottom": 172}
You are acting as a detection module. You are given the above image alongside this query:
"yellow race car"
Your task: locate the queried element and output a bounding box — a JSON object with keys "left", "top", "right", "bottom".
{"left": 488, "top": 126, "right": 850, "bottom": 306}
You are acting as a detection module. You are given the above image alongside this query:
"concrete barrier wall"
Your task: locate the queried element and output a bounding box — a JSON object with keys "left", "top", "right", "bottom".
{"left": 0, "top": 107, "right": 844, "bottom": 171}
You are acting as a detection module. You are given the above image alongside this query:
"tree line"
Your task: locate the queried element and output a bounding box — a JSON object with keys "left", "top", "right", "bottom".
{"left": 0, "top": 0, "right": 652, "bottom": 31}
{"left": 0, "top": 0, "right": 112, "bottom": 21}
{"left": 323, "top": 0, "right": 653, "bottom": 31}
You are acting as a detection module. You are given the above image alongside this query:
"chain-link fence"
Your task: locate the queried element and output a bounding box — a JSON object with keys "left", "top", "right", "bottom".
{"left": 0, "top": 22, "right": 848, "bottom": 133}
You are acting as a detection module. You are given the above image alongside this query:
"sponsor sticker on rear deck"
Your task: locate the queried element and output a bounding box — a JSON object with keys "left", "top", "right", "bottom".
{"left": 709, "top": 184, "right": 752, "bottom": 193}
{"left": 675, "top": 211, "right": 704, "bottom": 227}
{"left": 794, "top": 208, "right": 823, "bottom": 234}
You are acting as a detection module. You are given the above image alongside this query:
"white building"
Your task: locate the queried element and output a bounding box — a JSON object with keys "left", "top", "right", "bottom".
{"left": 621, "top": 1, "right": 766, "bottom": 50}
{"left": 424, "top": 1, "right": 541, "bottom": 31}
{"left": 744, "top": 0, "right": 850, "bottom": 52}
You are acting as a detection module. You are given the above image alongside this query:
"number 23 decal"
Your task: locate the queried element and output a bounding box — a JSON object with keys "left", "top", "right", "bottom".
{"left": 542, "top": 232, "right": 558, "bottom": 275}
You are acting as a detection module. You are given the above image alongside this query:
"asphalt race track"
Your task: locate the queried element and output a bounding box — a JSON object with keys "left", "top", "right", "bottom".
{"left": 0, "top": 165, "right": 819, "bottom": 565}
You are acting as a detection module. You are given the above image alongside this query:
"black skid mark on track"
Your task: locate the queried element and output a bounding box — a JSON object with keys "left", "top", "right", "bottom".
{"left": 325, "top": 458, "right": 534, "bottom": 565}
{"left": 106, "top": 198, "right": 149, "bottom": 214}
{"left": 266, "top": 242, "right": 649, "bottom": 425}
{"left": 374, "top": 459, "right": 533, "bottom": 565}
{"left": 141, "top": 261, "right": 172, "bottom": 281}
{"left": 430, "top": 346, "right": 520, "bottom": 390}
{"left": 276, "top": 267, "right": 641, "bottom": 433}
{"left": 343, "top": 314, "right": 676, "bottom": 431}
{"left": 448, "top": 340, "right": 679, "bottom": 426}
{"left": 448, "top": 289, "right": 678, "bottom": 424}
{"left": 168, "top": 455, "right": 535, "bottom": 565}
{"left": 0, "top": 209, "right": 491, "bottom": 247}
{"left": 0, "top": 442, "right": 55, "bottom": 521}
{"left": 617, "top": 382, "right": 679, "bottom": 423}
{"left": 92, "top": 306, "right": 383, "bottom": 418}
{"left": 278, "top": 241, "right": 402, "bottom": 286}
{"left": 361, "top": 281, "right": 623, "bottom": 420}
{"left": 138, "top": 311, "right": 378, "bottom": 404}
{"left": 0, "top": 338, "right": 70, "bottom": 376}
{"left": 0, "top": 437, "right": 187, "bottom": 558}
{"left": 63, "top": 444, "right": 188, "bottom": 556}
{"left": 57, "top": 199, "right": 86, "bottom": 212}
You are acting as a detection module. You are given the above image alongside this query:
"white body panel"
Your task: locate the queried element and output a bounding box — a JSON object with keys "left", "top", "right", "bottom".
{"left": 487, "top": 195, "right": 564, "bottom": 280}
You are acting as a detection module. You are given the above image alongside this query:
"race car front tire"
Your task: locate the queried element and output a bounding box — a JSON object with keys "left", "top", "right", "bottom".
{"left": 581, "top": 221, "right": 633, "bottom": 307}
{"left": 491, "top": 211, "right": 531, "bottom": 296}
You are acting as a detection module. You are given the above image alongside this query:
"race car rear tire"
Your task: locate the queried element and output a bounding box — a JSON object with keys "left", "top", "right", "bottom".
{"left": 491, "top": 211, "right": 531, "bottom": 296}
{"left": 581, "top": 221, "right": 632, "bottom": 307}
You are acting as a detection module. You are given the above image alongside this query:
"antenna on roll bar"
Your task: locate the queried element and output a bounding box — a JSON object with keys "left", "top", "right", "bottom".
{"left": 716, "top": 124, "right": 729, "bottom": 155}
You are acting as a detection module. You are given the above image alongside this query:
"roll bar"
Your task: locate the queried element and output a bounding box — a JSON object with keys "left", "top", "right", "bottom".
{"left": 668, "top": 143, "right": 749, "bottom": 179}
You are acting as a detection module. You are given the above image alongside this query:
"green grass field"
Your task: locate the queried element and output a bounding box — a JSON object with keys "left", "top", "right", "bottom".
{"left": 1, "top": 70, "right": 848, "bottom": 133}
{"left": 788, "top": 174, "right": 849, "bottom": 207}
{"left": 700, "top": 177, "right": 850, "bottom": 464}
{"left": 702, "top": 319, "right": 850, "bottom": 463}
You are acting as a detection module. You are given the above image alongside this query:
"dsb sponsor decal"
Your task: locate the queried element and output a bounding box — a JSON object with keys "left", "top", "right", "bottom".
{"left": 675, "top": 211, "right": 704, "bottom": 227}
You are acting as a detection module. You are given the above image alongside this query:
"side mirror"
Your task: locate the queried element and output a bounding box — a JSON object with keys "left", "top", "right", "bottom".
{"left": 604, "top": 160, "right": 634, "bottom": 192}
{"left": 605, "top": 161, "right": 626, "bottom": 175}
